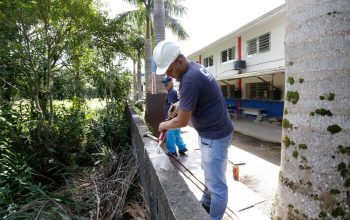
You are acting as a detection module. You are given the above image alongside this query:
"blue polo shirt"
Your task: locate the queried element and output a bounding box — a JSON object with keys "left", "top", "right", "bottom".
{"left": 179, "top": 62, "right": 233, "bottom": 139}
{"left": 164, "top": 88, "right": 178, "bottom": 120}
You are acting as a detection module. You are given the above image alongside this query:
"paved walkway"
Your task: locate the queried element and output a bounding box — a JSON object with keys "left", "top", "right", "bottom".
{"left": 233, "top": 117, "right": 282, "bottom": 143}
{"left": 169, "top": 124, "right": 281, "bottom": 219}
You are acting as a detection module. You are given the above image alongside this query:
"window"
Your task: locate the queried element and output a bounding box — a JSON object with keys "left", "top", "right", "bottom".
{"left": 221, "top": 47, "right": 235, "bottom": 63}
{"left": 203, "top": 56, "right": 213, "bottom": 67}
{"left": 247, "top": 38, "right": 257, "bottom": 56}
{"left": 228, "top": 85, "right": 235, "bottom": 98}
{"left": 246, "top": 82, "right": 270, "bottom": 99}
{"left": 221, "top": 85, "right": 228, "bottom": 97}
{"left": 259, "top": 33, "right": 270, "bottom": 53}
{"left": 246, "top": 32, "right": 271, "bottom": 56}
{"left": 221, "top": 85, "right": 235, "bottom": 98}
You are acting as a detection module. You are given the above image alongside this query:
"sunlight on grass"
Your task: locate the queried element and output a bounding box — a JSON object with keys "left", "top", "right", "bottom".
{"left": 14, "top": 99, "right": 105, "bottom": 111}
{"left": 54, "top": 98, "right": 105, "bottom": 109}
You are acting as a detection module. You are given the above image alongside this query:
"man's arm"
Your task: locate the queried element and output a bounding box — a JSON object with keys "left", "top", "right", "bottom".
{"left": 159, "top": 109, "right": 191, "bottom": 131}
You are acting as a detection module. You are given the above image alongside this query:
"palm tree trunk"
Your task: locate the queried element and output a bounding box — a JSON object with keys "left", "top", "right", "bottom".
{"left": 154, "top": 0, "right": 165, "bottom": 44}
{"left": 137, "top": 54, "right": 142, "bottom": 99}
{"left": 274, "top": 0, "right": 350, "bottom": 219}
{"left": 132, "top": 59, "right": 137, "bottom": 100}
{"left": 153, "top": 0, "right": 166, "bottom": 94}
{"left": 144, "top": 15, "right": 152, "bottom": 95}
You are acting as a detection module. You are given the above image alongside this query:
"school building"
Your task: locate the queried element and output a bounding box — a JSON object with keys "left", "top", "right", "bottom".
{"left": 187, "top": 4, "right": 286, "bottom": 119}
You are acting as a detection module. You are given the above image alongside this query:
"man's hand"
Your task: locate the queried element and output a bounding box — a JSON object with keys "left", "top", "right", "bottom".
{"left": 168, "top": 101, "right": 179, "bottom": 119}
{"left": 159, "top": 122, "right": 166, "bottom": 132}
{"left": 159, "top": 109, "right": 192, "bottom": 132}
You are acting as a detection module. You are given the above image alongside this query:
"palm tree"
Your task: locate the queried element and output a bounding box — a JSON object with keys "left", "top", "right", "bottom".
{"left": 274, "top": 0, "right": 350, "bottom": 219}
{"left": 153, "top": 0, "right": 166, "bottom": 94}
{"left": 153, "top": 0, "right": 165, "bottom": 45}
{"left": 122, "top": 0, "right": 188, "bottom": 94}
{"left": 128, "top": 35, "right": 144, "bottom": 101}
{"left": 115, "top": 11, "right": 145, "bottom": 100}
{"left": 154, "top": 0, "right": 188, "bottom": 92}
{"left": 131, "top": 34, "right": 144, "bottom": 100}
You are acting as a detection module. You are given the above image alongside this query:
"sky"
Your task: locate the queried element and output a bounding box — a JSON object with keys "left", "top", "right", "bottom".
{"left": 102, "top": 0, "right": 285, "bottom": 56}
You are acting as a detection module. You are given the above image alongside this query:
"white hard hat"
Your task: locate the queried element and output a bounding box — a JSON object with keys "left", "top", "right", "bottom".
{"left": 153, "top": 40, "right": 181, "bottom": 75}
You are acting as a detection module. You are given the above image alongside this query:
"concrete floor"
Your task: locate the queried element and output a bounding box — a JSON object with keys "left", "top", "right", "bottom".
{"left": 164, "top": 118, "right": 282, "bottom": 219}
{"left": 233, "top": 117, "right": 282, "bottom": 143}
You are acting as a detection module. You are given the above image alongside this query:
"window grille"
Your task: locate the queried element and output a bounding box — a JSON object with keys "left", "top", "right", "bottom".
{"left": 209, "top": 56, "right": 213, "bottom": 66}
{"left": 221, "top": 50, "right": 228, "bottom": 63}
{"left": 204, "top": 57, "right": 208, "bottom": 67}
{"left": 247, "top": 38, "right": 257, "bottom": 56}
{"left": 221, "top": 47, "right": 235, "bottom": 63}
{"left": 228, "top": 47, "right": 234, "bottom": 60}
{"left": 247, "top": 32, "right": 270, "bottom": 56}
{"left": 247, "top": 82, "right": 270, "bottom": 99}
{"left": 204, "top": 56, "right": 214, "bottom": 67}
{"left": 259, "top": 33, "right": 270, "bottom": 53}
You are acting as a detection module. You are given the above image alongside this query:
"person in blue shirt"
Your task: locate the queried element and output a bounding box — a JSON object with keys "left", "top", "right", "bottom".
{"left": 153, "top": 41, "right": 234, "bottom": 220}
{"left": 162, "top": 76, "right": 188, "bottom": 157}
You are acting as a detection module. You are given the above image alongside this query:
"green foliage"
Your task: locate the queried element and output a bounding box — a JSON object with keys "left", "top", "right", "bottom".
{"left": 330, "top": 189, "right": 340, "bottom": 195}
{"left": 299, "top": 144, "right": 308, "bottom": 149}
{"left": 315, "top": 108, "right": 333, "bottom": 117}
{"left": 0, "top": 0, "right": 136, "bottom": 217}
{"left": 337, "top": 145, "right": 350, "bottom": 155}
{"left": 327, "top": 93, "right": 335, "bottom": 101}
{"left": 0, "top": 99, "right": 131, "bottom": 218}
{"left": 331, "top": 207, "right": 345, "bottom": 217}
{"left": 287, "top": 76, "right": 294, "bottom": 85}
{"left": 292, "top": 151, "right": 299, "bottom": 159}
{"left": 286, "top": 91, "right": 299, "bottom": 104}
{"left": 282, "top": 136, "right": 294, "bottom": 148}
{"left": 327, "top": 124, "right": 342, "bottom": 134}
{"left": 282, "top": 119, "right": 293, "bottom": 129}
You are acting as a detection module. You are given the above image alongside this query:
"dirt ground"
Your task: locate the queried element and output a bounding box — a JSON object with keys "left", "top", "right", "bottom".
{"left": 232, "top": 131, "right": 281, "bottom": 166}
{"left": 231, "top": 131, "right": 282, "bottom": 217}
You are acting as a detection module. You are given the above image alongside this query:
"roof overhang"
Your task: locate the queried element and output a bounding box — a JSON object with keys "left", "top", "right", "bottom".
{"left": 216, "top": 67, "right": 285, "bottom": 81}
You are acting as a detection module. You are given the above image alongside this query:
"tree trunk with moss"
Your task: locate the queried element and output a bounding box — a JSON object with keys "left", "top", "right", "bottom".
{"left": 274, "top": 0, "right": 350, "bottom": 219}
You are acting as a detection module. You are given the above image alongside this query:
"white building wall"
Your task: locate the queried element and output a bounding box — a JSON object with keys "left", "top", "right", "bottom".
{"left": 242, "top": 11, "right": 285, "bottom": 73}
{"left": 188, "top": 5, "right": 286, "bottom": 81}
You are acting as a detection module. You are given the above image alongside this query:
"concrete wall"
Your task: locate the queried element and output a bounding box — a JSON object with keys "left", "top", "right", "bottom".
{"left": 128, "top": 106, "right": 209, "bottom": 220}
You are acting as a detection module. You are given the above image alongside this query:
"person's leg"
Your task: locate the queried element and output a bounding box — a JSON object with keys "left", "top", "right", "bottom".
{"left": 166, "top": 129, "right": 177, "bottom": 154}
{"left": 174, "top": 128, "right": 187, "bottom": 151}
{"left": 199, "top": 133, "right": 232, "bottom": 220}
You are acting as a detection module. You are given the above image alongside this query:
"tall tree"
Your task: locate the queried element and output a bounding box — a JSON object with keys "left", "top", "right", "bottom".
{"left": 115, "top": 10, "right": 145, "bottom": 100}
{"left": 122, "top": 0, "right": 188, "bottom": 95}
{"left": 0, "top": 0, "right": 103, "bottom": 122}
{"left": 275, "top": 0, "right": 350, "bottom": 219}
{"left": 153, "top": 0, "right": 166, "bottom": 93}
{"left": 154, "top": 0, "right": 165, "bottom": 44}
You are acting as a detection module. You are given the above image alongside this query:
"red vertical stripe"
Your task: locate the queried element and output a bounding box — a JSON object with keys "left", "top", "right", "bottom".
{"left": 237, "top": 36, "right": 242, "bottom": 115}
{"left": 238, "top": 36, "right": 242, "bottom": 61}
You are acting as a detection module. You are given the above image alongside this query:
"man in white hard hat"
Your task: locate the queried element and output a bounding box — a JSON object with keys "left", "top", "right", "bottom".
{"left": 153, "top": 40, "right": 234, "bottom": 220}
